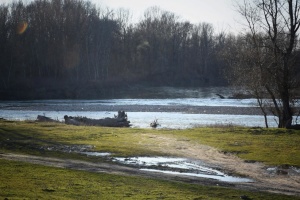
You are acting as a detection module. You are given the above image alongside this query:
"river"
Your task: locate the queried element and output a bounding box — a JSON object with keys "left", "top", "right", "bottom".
{"left": 0, "top": 86, "right": 280, "bottom": 128}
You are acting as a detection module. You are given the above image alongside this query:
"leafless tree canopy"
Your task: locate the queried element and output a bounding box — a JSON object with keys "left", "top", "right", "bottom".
{"left": 226, "top": 0, "right": 300, "bottom": 128}
{"left": 0, "top": 0, "right": 228, "bottom": 100}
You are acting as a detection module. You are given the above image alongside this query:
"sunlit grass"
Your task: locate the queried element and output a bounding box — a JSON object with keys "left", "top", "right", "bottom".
{"left": 1, "top": 120, "right": 300, "bottom": 199}
{"left": 1, "top": 120, "right": 300, "bottom": 166}
{"left": 1, "top": 159, "right": 299, "bottom": 200}
{"left": 167, "top": 127, "right": 300, "bottom": 166}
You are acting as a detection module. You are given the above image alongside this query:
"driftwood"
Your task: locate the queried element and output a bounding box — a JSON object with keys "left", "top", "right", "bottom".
{"left": 36, "top": 115, "right": 58, "bottom": 122}
{"left": 64, "top": 111, "right": 131, "bottom": 127}
{"left": 216, "top": 94, "right": 225, "bottom": 99}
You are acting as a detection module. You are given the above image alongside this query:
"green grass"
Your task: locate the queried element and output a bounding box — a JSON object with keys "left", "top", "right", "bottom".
{"left": 1, "top": 120, "right": 300, "bottom": 166}
{"left": 1, "top": 159, "right": 299, "bottom": 200}
{"left": 1, "top": 120, "right": 300, "bottom": 199}
{"left": 166, "top": 127, "right": 300, "bottom": 166}
{"left": 0, "top": 120, "right": 164, "bottom": 157}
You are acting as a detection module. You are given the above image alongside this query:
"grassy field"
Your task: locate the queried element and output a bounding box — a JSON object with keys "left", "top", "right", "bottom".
{"left": 1, "top": 120, "right": 299, "bottom": 166}
{"left": 164, "top": 127, "right": 300, "bottom": 166}
{"left": 1, "top": 159, "right": 298, "bottom": 200}
{"left": 1, "top": 120, "right": 300, "bottom": 199}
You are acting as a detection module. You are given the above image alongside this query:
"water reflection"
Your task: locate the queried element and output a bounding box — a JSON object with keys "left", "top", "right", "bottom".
{"left": 116, "top": 86, "right": 237, "bottom": 99}
{"left": 0, "top": 98, "right": 257, "bottom": 107}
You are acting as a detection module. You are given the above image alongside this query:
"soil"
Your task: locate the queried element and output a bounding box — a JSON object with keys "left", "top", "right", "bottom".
{"left": 1, "top": 133, "right": 300, "bottom": 197}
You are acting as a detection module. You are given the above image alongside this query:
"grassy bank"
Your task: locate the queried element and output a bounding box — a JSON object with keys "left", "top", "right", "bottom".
{"left": 1, "top": 120, "right": 300, "bottom": 199}
{"left": 1, "top": 120, "right": 299, "bottom": 166}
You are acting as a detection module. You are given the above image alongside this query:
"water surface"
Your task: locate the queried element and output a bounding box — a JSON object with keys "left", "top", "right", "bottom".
{"left": 113, "top": 156, "right": 253, "bottom": 183}
{"left": 0, "top": 110, "right": 278, "bottom": 128}
{"left": 0, "top": 87, "right": 280, "bottom": 128}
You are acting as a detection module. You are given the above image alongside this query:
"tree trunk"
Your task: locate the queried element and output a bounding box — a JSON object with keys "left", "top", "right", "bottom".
{"left": 280, "top": 91, "right": 293, "bottom": 128}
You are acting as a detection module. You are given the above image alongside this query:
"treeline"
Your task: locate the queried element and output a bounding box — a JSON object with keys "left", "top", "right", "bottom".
{"left": 1, "top": 0, "right": 231, "bottom": 99}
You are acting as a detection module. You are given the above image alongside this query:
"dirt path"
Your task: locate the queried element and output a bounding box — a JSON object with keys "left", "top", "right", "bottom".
{"left": 1, "top": 134, "right": 300, "bottom": 196}
{"left": 137, "top": 133, "right": 300, "bottom": 196}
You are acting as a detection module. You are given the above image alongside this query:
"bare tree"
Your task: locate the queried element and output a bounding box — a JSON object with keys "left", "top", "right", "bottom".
{"left": 233, "top": 0, "right": 300, "bottom": 128}
{"left": 189, "top": 23, "right": 215, "bottom": 83}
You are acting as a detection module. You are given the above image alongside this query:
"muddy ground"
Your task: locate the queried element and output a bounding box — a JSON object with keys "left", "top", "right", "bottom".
{"left": 1, "top": 133, "right": 300, "bottom": 197}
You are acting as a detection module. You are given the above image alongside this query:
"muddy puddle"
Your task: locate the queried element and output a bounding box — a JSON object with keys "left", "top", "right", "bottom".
{"left": 43, "top": 145, "right": 300, "bottom": 183}
{"left": 41, "top": 146, "right": 253, "bottom": 182}
{"left": 82, "top": 152, "right": 253, "bottom": 183}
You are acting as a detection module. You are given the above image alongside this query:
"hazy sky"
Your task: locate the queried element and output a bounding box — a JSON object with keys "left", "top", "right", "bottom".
{"left": 0, "top": 0, "right": 244, "bottom": 34}
{"left": 97, "top": 0, "right": 242, "bottom": 33}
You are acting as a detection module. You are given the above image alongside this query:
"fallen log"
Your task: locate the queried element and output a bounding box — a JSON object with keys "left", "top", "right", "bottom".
{"left": 36, "top": 115, "right": 58, "bottom": 122}
{"left": 64, "top": 111, "right": 131, "bottom": 127}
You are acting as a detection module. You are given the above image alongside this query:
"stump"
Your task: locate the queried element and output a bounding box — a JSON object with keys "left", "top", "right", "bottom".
{"left": 150, "top": 119, "right": 159, "bottom": 128}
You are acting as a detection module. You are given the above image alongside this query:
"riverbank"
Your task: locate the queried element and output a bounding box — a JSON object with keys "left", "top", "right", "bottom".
{"left": 0, "top": 120, "right": 300, "bottom": 199}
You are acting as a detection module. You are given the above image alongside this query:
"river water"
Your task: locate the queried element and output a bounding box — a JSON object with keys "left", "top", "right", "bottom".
{"left": 0, "top": 86, "right": 280, "bottom": 128}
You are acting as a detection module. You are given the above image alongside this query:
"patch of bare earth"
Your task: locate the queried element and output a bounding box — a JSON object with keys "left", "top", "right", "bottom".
{"left": 138, "top": 133, "right": 300, "bottom": 196}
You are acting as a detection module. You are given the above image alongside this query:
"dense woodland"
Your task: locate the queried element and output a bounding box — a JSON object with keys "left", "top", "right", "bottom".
{"left": 0, "top": 0, "right": 232, "bottom": 99}
{"left": 0, "top": 0, "right": 299, "bottom": 100}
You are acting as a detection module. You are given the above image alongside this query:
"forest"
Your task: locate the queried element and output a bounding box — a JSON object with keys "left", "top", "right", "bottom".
{"left": 0, "top": 0, "right": 299, "bottom": 100}
{"left": 0, "top": 0, "right": 233, "bottom": 99}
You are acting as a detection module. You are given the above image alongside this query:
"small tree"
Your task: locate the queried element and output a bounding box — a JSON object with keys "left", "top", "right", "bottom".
{"left": 230, "top": 0, "right": 300, "bottom": 128}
